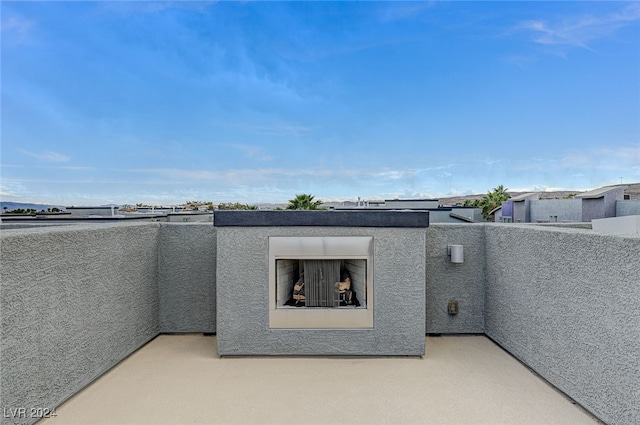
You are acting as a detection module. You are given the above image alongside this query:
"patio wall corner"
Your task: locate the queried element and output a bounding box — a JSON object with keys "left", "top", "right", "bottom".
{"left": 484, "top": 224, "right": 640, "bottom": 425}
{"left": 0, "top": 223, "right": 161, "bottom": 425}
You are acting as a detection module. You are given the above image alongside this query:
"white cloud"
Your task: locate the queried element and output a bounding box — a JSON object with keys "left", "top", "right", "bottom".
{"left": 233, "top": 123, "right": 313, "bottom": 137}
{"left": 226, "top": 144, "right": 275, "bottom": 162}
{"left": 377, "top": 2, "right": 436, "bottom": 23}
{"left": 502, "top": 54, "right": 538, "bottom": 69}
{"left": 58, "top": 166, "right": 94, "bottom": 171}
{"left": 598, "top": 146, "right": 640, "bottom": 162}
{"left": 559, "top": 146, "right": 639, "bottom": 170}
{"left": 445, "top": 188, "right": 476, "bottom": 196}
{"left": 519, "top": 3, "right": 640, "bottom": 50}
{"left": 118, "top": 164, "right": 448, "bottom": 190}
{"left": 373, "top": 170, "right": 412, "bottom": 180}
{"left": 0, "top": 188, "right": 14, "bottom": 197}
{"left": 530, "top": 185, "right": 567, "bottom": 192}
{"left": 484, "top": 157, "right": 504, "bottom": 166}
{"left": 380, "top": 189, "right": 434, "bottom": 199}
{"left": 0, "top": 180, "right": 30, "bottom": 199}
{"left": 499, "top": 146, "right": 638, "bottom": 175}
{"left": 18, "top": 149, "right": 70, "bottom": 163}
{"left": 99, "top": 2, "right": 191, "bottom": 17}
{"left": 1, "top": 15, "right": 35, "bottom": 43}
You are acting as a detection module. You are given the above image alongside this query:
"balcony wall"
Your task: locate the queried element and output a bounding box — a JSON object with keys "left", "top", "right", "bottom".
{"left": 158, "top": 223, "right": 216, "bottom": 333}
{"left": 425, "top": 224, "right": 485, "bottom": 334}
{"left": 1, "top": 221, "right": 639, "bottom": 425}
{"left": 485, "top": 224, "right": 640, "bottom": 425}
{"left": 0, "top": 223, "right": 160, "bottom": 425}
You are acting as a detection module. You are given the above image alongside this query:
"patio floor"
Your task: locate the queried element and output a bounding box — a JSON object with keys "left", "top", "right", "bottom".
{"left": 40, "top": 334, "right": 600, "bottom": 425}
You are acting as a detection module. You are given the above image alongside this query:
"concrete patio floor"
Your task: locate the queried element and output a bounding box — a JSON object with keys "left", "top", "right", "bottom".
{"left": 40, "top": 334, "right": 600, "bottom": 425}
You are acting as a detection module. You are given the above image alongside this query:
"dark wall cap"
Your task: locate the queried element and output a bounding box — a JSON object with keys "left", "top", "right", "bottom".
{"left": 213, "top": 210, "right": 429, "bottom": 227}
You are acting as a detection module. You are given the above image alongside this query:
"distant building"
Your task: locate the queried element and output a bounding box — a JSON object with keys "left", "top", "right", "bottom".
{"left": 66, "top": 206, "right": 119, "bottom": 218}
{"left": 496, "top": 193, "right": 540, "bottom": 223}
{"left": 135, "top": 206, "right": 183, "bottom": 214}
{"left": 332, "top": 198, "right": 482, "bottom": 223}
{"left": 167, "top": 212, "right": 213, "bottom": 222}
{"left": 495, "top": 185, "right": 640, "bottom": 223}
{"left": 530, "top": 198, "right": 582, "bottom": 223}
{"left": 374, "top": 199, "right": 440, "bottom": 210}
{"left": 576, "top": 185, "right": 626, "bottom": 222}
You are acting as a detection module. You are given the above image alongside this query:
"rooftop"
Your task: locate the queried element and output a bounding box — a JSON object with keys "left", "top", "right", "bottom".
{"left": 2, "top": 219, "right": 638, "bottom": 425}
{"left": 575, "top": 185, "right": 627, "bottom": 199}
{"left": 41, "top": 334, "right": 598, "bottom": 425}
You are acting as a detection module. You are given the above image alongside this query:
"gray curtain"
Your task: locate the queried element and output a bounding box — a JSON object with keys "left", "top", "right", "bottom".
{"left": 303, "top": 260, "right": 340, "bottom": 307}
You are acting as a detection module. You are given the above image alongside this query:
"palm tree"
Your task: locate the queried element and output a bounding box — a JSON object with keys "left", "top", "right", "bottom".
{"left": 462, "top": 198, "right": 482, "bottom": 207}
{"left": 481, "top": 185, "right": 510, "bottom": 220}
{"left": 286, "top": 194, "right": 325, "bottom": 210}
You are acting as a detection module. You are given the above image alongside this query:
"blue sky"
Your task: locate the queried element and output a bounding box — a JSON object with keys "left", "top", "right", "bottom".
{"left": 2, "top": 1, "right": 639, "bottom": 206}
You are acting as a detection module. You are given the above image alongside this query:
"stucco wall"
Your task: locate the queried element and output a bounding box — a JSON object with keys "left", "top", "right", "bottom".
{"left": 66, "top": 207, "right": 113, "bottom": 217}
{"left": 3, "top": 220, "right": 638, "bottom": 424}
{"left": 158, "top": 223, "right": 216, "bottom": 333}
{"left": 0, "top": 223, "right": 75, "bottom": 230}
{"left": 604, "top": 187, "right": 626, "bottom": 218}
{"left": 530, "top": 199, "right": 582, "bottom": 222}
{"left": 428, "top": 209, "right": 477, "bottom": 223}
{"left": 513, "top": 200, "right": 530, "bottom": 223}
{"left": 484, "top": 225, "right": 640, "bottom": 425}
{"left": 534, "top": 222, "right": 592, "bottom": 229}
{"left": 216, "top": 227, "right": 426, "bottom": 356}
{"left": 425, "top": 224, "right": 485, "bottom": 334}
{"left": 616, "top": 200, "right": 640, "bottom": 217}
{"left": 166, "top": 213, "right": 213, "bottom": 222}
{"left": 0, "top": 223, "right": 160, "bottom": 425}
{"left": 428, "top": 209, "right": 464, "bottom": 223}
{"left": 581, "top": 198, "right": 605, "bottom": 223}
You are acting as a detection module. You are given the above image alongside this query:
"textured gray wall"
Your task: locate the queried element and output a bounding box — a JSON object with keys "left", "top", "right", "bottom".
{"left": 513, "top": 200, "right": 530, "bottom": 223}
{"left": 534, "top": 222, "right": 592, "bottom": 229}
{"left": 166, "top": 213, "right": 213, "bottom": 222}
{"left": 425, "top": 224, "right": 485, "bottom": 334}
{"left": 581, "top": 189, "right": 623, "bottom": 222}
{"left": 216, "top": 227, "right": 426, "bottom": 356}
{"left": 0, "top": 223, "right": 160, "bottom": 425}
{"left": 603, "top": 187, "right": 626, "bottom": 218}
{"left": 530, "top": 199, "right": 582, "bottom": 222}
{"left": 158, "top": 223, "right": 216, "bottom": 333}
{"left": 485, "top": 225, "right": 640, "bottom": 425}
{"left": 616, "top": 200, "right": 640, "bottom": 217}
{"left": 3, "top": 220, "right": 638, "bottom": 424}
{"left": 66, "top": 207, "right": 114, "bottom": 217}
{"left": 0, "top": 223, "right": 75, "bottom": 230}
{"left": 428, "top": 209, "right": 474, "bottom": 223}
{"left": 581, "top": 198, "right": 605, "bottom": 223}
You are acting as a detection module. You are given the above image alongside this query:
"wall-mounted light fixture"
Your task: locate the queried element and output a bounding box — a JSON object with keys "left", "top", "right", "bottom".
{"left": 447, "top": 244, "right": 464, "bottom": 263}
